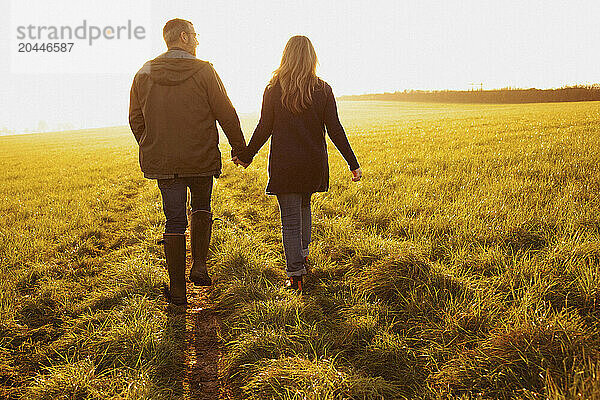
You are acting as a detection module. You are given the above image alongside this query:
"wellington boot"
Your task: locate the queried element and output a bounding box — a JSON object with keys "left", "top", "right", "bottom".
{"left": 189, "top": 210, "right": 213, "bottom": 286}
{"left": 162, "top": 233, "right": 187, "bottom": 305}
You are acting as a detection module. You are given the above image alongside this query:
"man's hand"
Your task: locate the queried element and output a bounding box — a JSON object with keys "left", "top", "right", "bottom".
{"left": 232, "top": 156, "right": 250, "bottom": 169}
{"left": 351, "top": 168, "right": 362, "bottom": 182}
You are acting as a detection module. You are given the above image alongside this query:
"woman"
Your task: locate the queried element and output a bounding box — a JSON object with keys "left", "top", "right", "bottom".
{"left": 234, "top": 35, "right": 362, "bottom": 293}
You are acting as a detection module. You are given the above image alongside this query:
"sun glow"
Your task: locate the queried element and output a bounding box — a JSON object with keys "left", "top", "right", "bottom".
{"left": 1, "top": 0, "right": 599, "bottom": 134}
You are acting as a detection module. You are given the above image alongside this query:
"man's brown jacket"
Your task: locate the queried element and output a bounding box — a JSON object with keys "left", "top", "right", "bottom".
{"left": 129, "top": 48, "right": 246, "bottom": 178}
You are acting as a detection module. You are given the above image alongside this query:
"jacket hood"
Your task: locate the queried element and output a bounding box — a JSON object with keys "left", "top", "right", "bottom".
{"left": 143, "top": 50, "right": 209, "bottom": 86}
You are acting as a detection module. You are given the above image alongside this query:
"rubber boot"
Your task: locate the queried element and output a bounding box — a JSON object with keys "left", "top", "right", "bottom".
{"left": 162, "top": 233, "right": 187, "bottom": 305}
{"left": 189, "top": 210, "right": 213, "bottom": 286}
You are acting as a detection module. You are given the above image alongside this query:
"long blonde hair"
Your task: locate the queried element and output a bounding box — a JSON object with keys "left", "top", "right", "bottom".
{"left": 270, "top": 36, "right": 319, "bottom": 114}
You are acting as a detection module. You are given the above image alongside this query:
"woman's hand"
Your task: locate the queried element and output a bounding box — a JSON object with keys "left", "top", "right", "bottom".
{"left": 232, "top": 156, "right": 250, "bottom": 168}
{"left": 351, "top": 168, "right": 362, "bottom": 182}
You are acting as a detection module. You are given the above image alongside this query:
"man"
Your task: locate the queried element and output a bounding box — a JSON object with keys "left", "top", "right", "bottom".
{"left": 129, "top": 18, "right": 247, "bottom": 305}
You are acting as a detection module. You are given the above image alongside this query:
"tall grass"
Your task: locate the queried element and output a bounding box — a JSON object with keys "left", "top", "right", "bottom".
{"left": 0, "top": 128, "right": 183, "bottom": 399}
{"left": 2, "top": 101, "right": 600, "bottom": 398}
{"left": 210, "top": 101, "right": 600, "bottom": 399}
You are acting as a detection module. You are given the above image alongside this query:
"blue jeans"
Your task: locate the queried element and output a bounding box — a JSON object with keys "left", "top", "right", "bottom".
{"left": 157, "top": 176, "right": 213, "bottom": 234}
{"left": 276, "top": 193, "right": 312, "bottom": 277}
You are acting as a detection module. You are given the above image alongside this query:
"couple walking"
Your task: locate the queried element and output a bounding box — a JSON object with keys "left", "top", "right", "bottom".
{"left": 129, "top": 18, "right": 361, "bottom": 305}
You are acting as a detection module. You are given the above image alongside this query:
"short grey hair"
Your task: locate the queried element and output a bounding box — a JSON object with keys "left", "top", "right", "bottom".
{"left": 163, "top": 18, "right": 193, "bottom": 47}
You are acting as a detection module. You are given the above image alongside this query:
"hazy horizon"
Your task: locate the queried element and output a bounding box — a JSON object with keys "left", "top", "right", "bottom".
{"left": 2, "top": 0, "right": 600, "bottom": 135}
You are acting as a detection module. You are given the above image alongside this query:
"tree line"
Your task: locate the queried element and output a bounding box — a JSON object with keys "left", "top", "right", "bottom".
{"left": 338, "top": 85, "right": 600, "bottom": 104}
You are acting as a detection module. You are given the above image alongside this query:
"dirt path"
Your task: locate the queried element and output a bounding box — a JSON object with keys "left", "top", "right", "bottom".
{"left": 182, "top": 240, "right": 231, "bottom": 400}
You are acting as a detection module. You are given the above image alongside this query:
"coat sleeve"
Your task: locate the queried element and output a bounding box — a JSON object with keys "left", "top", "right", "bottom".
{"left": 203, "top": 64, "right": 247, "bottom": 157}
{"left": 237, "top": 85, "right": 274, "bottom": 164}
{"left": 128, "top": 79, "right": 145, "bottom": 144}
{"left": 323, "top": 85, "right": 360, "bottom": 171}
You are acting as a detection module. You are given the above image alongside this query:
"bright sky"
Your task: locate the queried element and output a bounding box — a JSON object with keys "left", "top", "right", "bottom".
{"left": 1, "top": 0, "right": 599, "bottom": 134}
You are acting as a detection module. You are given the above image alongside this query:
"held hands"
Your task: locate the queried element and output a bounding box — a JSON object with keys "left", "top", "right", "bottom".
{"left": 351, "top": 168, "right": 362, "bottom": 182}
{"left": 231, "top": 156, "right": 250, "bottom": 169}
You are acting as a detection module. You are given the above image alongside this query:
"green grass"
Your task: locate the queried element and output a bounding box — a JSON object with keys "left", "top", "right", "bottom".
{"left": 2, "top": 101, "right": 600, "bottom": 399}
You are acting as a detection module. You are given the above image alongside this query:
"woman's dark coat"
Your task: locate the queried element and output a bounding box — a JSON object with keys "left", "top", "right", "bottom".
{"left": 238, "top": 79, "right": 359, "bottom": 194}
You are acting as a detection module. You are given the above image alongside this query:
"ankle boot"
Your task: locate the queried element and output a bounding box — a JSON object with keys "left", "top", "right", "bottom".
{"left": 189, "top": 210, "right": 213, "bottom": 286}
{"left": 162, "top": 233, "right": 187, "bottom": 305}
{"left": 285, "top": 275, "right": 307, "bottom": 294}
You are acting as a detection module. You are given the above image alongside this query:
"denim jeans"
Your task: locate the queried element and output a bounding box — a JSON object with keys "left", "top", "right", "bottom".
{"left": 157, "top": 176, "right": 213, "bottom": 234}
{"left": 276, "top": 193, "right": 312, "bottom": 277}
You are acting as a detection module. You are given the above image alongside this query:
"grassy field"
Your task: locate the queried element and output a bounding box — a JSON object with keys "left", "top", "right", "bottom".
{"left": 2, "top": 100, "right": 600, "bottom": 399}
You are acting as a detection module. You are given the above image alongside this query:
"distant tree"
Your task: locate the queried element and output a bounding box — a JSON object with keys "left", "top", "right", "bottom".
{"left": 36, "top": 120, "right": 49, "bottom": 132}
{"left": 338, "top": 85, "right": 600, "bottom": 104}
